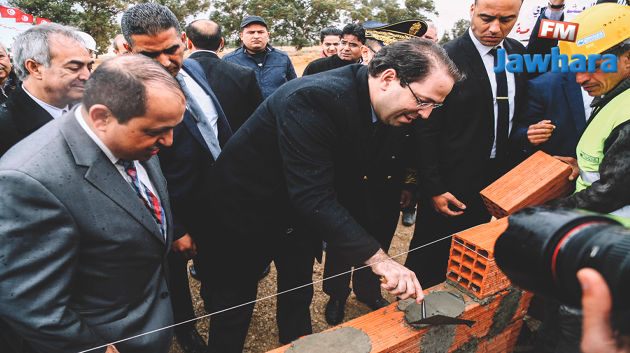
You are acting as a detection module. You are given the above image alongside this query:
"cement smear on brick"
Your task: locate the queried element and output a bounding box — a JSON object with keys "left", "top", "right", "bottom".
{"left": 419, "top": 324, "right": 457, "bottom": 352}
{"left": 487, "top": 287, "right": 523, "bottom": 338}
{"left": 404, "top": 291, "right": 466, "bottom": 329}
{"left": 285, "top": 327, "right": 372, "bottom": 353}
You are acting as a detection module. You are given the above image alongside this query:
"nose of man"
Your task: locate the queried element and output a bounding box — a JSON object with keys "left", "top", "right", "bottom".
{"left": 418, "top": 106, "right": 434, "bottom": 120}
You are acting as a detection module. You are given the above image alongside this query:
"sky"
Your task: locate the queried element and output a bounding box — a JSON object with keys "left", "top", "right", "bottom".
{"left": 429, "top": 0, "right": 474, "bottom": 38}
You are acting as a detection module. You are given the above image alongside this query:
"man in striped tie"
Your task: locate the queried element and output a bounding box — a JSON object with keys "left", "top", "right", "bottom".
{"left": 0, "top": 54, "right": 186, "bottom": 353}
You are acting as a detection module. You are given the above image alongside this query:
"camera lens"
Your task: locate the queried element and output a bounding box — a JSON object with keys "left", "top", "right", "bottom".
{"left": 495, "top": 206, "right": 630, "bottom": 310}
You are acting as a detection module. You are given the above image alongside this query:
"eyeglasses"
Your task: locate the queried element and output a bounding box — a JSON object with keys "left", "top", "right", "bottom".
{"left": 402, "top": 78, "right": 443, "bottom": 109}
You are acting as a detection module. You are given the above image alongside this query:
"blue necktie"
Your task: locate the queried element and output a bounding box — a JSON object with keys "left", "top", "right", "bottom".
{"left": 175, "top": 73, "right": 222, "bottom": 160}
{"left": 490, "top": 46, "right": 509, "bottom": 158}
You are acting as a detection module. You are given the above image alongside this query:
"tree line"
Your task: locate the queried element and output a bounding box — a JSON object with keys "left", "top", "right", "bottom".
{"left": 9, "top": 0, "right": 472, "bottom": 54}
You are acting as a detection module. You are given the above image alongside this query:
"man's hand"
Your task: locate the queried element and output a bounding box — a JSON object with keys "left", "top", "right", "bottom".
{"left": 554, "top": 156, "right": 579, "bottom": 181}
{"left": 400, "top": 189, "right": 415, "bottom": 208}
{"left": 105, "top": 345, "right": 120, "bottom": 353}
{"left": 171, "top": 234, "right": 197, "bottom": 259}
{"left": 527, "top": 120, "right": 555, "bottom": 146}
{"left": 578, "top": 268, "right": 630, "bottom": 353}
{"left": 365, "top": 249, "right": 423, "bottom": 304}
{"left": 431, "top": 192, "right": 466, "bottom": 216}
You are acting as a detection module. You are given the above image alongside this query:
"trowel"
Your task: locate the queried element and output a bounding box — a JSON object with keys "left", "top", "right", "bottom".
{"left": 408, "top": 301, "right": 476, "bottom": 327}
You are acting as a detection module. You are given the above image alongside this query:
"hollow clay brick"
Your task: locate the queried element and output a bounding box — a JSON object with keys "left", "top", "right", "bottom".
{"left": 480, "top": 151, "right": 573, "bottom": 219}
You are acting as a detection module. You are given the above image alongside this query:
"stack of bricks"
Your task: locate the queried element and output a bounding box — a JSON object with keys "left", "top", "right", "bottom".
{"left": 480, "top": 150, "right": 573, "bottom": 219}
{"left": 447, "top": 218, "right": 511, "bottom": 299}
{"left": 266, "top": 282, "right": 534, "bottom": 353}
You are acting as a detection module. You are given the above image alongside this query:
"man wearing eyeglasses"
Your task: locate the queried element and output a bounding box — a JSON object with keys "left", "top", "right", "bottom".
{"left": 202, "top": 39, "right": 463, "bottom": 353}
{"left": 404, "top": 0, "right": 528, "bottom": 289}
{"left": 302, "top": 23, "right": 365, "bottom": 76}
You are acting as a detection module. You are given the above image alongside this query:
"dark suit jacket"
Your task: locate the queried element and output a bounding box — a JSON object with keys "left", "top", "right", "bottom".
{"left": 527, "top": 6, "right": 564, "bottom": 79}
{"left": 0, "top": 112, "right": 174, "bottom": 353}
{"left": 207, "top": 64, "right": 412, "bottom": 280}
{"left": 415, "top": 30, "right": 528, "bottom": 205}
{"left": 511, "top": 71, "right": 586, "bottom": 158}
{"left": 0, "top": 84, "right": 53, "bottom": 157}
{"left": 188, "top": 51, "right": 263, "bottom": 132}
{"left": 157, "top": 59, "right": 232, "bottom": 242}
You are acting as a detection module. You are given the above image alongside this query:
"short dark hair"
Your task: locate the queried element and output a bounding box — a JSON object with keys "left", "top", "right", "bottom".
{"left": 83, "top": 54, "right": 183, "bottom": 124}
{"left": 320, "top": 28, "right": 341, "bottom": 43}
{"left": 121, "top": 3, "right": 181, "bottom": 48}
{"left": 368, "top": 38, "right": 464, "bottom": 85}
{"left": 186, "top": 20, "right": 222, "bottom": 51}
{"left": 341, "top": 23, "right": 366, "bottom": 45}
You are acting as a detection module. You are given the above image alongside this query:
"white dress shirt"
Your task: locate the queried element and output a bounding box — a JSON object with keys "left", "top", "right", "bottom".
{"left": 74, "top": 105, "right": 162, "bottom": 209}
{"left": 469, "top": 28, "right": 516, "bottom": 159}
{"left": 180, "top": 68, "right": 219, "bottom": 137}
{"left": 23, "top": 84, "right": 70, "bottom": 119}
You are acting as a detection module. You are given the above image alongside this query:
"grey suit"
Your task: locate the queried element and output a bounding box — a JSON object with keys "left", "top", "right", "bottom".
{"left": 0, "top": 111, "right": 174, "bottom": 353}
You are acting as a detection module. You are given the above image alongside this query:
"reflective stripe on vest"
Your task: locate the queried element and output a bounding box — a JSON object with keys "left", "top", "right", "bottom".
{"left": 575, "top": 87, "right": 630, "bottom": 220}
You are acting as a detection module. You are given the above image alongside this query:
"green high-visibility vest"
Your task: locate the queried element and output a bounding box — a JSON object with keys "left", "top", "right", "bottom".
{"left": 575, "top": 87, "right": 630, "bottom": 226}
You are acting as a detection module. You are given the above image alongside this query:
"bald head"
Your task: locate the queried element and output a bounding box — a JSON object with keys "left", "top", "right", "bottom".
{"left": 186, "top": 20, "right": 223, "bottom": 52}
{"left": 83, "top": 54, "right": 183, "bottom": 124}
{"left": 113, "top": 34, "right": 129, "bottom": 55}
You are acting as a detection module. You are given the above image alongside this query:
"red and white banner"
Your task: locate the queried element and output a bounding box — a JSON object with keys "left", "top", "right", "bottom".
{"left": 15, "top": 13, "right": 33, "bottom": 23}
{"left": 0, "top": 6, "right": 21, "bottom": 19}
{"left": 35, "top": 17, "right": 50, "bottom": 25}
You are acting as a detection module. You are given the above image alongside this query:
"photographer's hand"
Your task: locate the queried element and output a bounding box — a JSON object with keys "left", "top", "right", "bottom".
{"left": 578, "top": 268, "right": 630, "bottom": 353}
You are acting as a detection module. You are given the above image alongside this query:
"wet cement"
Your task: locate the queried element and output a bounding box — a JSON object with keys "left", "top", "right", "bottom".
{"left": 285, "top": 327, "right": 372, "bottom": 353}
{"left": 419, "top": 324, "right": 458, "bottom": 352}
{"left": 487, "top": 287, "right": 523, "bottom": 339}
{"left": 404, "top": 291, "right": 467, "bottom": 330}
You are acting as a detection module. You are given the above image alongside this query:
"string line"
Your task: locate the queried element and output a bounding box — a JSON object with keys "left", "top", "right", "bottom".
{"left": 77, "top": 223, "right": 483, "bottom": 353}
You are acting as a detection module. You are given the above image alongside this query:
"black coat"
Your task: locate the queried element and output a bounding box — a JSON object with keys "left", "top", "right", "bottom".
{"left": 207, "top": 64, "right": 412, "bottom": 277}
{"left": 302, "top": 54, "right": 353, "bottom": 76}
{"left": 188, "top": 51, "right": 264, "bottom": 132}
{"left": 0, "top": 84, "right": 53, "bottom": 158}
{"left": 415, "top": 31, "right": 528, "bottom": 205}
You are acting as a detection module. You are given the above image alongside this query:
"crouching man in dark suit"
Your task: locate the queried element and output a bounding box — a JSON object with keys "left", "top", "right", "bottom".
{"left": 0, "top": 54, "right": 185, "bottom": 353}
{"left": 202, "top": 38, "right": 463, "bottom": 353}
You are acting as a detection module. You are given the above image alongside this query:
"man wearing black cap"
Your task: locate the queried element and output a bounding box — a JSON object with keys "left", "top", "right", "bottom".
{"left": 302, "top": 23, "right": 365, "bottom": 76}
{"left": 223, "top": 15, "right": 296, "bottom": 99}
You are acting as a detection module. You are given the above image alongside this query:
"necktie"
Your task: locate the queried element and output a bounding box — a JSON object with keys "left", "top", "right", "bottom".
{"left": 120, "top": 159, "right": 167, "bottom": 239}
{"left": 490, "top": 47, "right": 509, "bottom": 158}
{"left": 175, "top": 73, "right": 222, "bottom": 160}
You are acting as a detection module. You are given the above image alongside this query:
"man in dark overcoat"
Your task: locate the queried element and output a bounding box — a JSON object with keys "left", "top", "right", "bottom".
{"left": 201, "top": 38, "right": 463, "bottom": 353}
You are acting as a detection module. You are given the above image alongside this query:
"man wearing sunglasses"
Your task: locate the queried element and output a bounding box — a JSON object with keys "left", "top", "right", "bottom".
{"left": 302, "top": 23, "right": 365, "bottom": 76}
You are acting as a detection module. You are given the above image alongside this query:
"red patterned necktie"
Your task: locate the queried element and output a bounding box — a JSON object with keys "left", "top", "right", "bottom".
{"left": 120, "top": 159, "right": 166, "bottom": 239}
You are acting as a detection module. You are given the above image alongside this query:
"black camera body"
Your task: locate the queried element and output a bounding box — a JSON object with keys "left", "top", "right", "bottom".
{"left": 495, "top": 207, "right": 630, "bottom": 312}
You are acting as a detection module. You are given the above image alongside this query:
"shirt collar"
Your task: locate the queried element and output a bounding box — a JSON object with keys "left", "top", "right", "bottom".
{"left": 370, "top": 105, "right": 378, "bottom": 123}
{"left": 74, "top": 104, "right": 120, "bottom": 165}
{"left": 22, "top": 83, "right": 69, "bottom": 119}
{"left": 468, "top": 27, "right": 505, "bottom": 57}
{"left": 192, "top": 49, "right": 219, "bottom": 57}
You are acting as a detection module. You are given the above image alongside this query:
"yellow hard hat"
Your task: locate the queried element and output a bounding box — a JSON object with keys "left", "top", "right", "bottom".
{"left": 559, "top": 3, "right": 630, "bottom": 58}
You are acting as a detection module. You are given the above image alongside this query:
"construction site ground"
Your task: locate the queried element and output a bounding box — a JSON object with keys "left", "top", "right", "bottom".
{"left": 169, "top": 214, "right": 540, "bottom": 353}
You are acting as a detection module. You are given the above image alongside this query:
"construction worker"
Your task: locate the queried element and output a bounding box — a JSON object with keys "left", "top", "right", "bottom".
{"left": 542, "top": 4, "right": 630, "bottom": 352}
{"left": 549, "top": 3, "right": 630, "bottom": 227}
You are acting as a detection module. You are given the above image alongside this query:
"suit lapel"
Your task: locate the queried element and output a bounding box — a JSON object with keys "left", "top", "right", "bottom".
{"left": 6, "top": 85, "right": 54, "bottom": 133}
{"left": 504, "top": 39, "right": 526, "bottom": 117}
{"left": 182, "top": 60, "right": 233, "bottom": 147}
{"left": 562, "top": 73, "right": 587, "bottom": 134}
{"left": 461, "top": 32, "right": 494, "bottom": 116}
{"left": 59, "top": 112, "right": 166, "bottom": 244}
{"left": 142, "top": 158, "right": 173, "bottom": 250}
